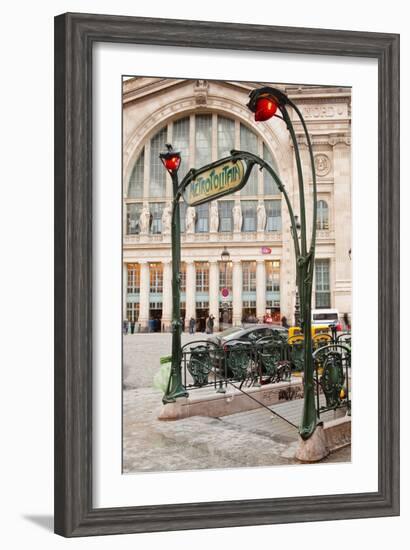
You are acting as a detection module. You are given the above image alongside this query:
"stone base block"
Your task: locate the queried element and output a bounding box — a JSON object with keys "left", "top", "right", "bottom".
{"left": 295, "top": 415, "right": 351, "bottom": 463}
{"left": 158, "top": 379, "right": 303, "bottom": 421}
{"left": 295, "top": 424, "right": 329, "bottom": 462}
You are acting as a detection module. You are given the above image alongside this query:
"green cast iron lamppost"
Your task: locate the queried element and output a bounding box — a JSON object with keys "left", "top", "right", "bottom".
{"left": 159, "top": 144, "right": 189, "bottom": 403}
{"left": 247, "top": 86, "right": 318, "bottom": 440}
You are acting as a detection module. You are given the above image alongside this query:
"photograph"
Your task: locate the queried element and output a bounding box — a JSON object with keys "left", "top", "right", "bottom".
{"left": 121, "top": 76, "right": 352, "bottom": 473}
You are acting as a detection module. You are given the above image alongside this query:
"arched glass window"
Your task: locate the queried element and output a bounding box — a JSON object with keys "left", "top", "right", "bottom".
{"left": 127, "top": 148, "right": 144, "bottom": 198}
{"left": 317, "top": 200, "right": 329, "bottom": 230}
{"left": 126, "top": 114, "right": 281, "bottom": 235}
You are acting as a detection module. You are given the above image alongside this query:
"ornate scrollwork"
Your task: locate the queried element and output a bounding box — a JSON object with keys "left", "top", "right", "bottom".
{"left": 187, "top": 345, "right": 212, "bottom": 387}
{"left": 320, "top": 351, "right": 345, "bottom": 408}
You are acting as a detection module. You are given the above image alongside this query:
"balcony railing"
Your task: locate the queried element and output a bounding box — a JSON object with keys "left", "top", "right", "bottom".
{"left": 124, "top": 231, "right": 283, "bottom": 245}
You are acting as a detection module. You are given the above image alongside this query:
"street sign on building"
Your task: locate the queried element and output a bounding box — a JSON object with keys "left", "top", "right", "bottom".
{"left": 221, "top": 288, "right": 230, "bottom": 302}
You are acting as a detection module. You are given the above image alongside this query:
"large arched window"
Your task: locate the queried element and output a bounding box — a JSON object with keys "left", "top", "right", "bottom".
{"left": 317, "top": 200, "right": 329, "bottom": 230}
{"left": 125, "top": 113, "right": 281, "bottom": 234}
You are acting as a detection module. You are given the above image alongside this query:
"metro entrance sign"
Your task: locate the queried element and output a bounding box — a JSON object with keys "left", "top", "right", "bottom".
{"left": 181, "top": 156, "right": 253, "bottom": 207}
{"left": 183, "top": 158, "right": 246, "bottom": 206}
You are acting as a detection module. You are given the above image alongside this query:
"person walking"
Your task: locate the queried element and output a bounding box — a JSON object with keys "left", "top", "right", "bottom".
{"left": 189, "top": 316, "right": 196, "bottom": 334}
{"left": 281, "top": 316, "right": 290, "bottom": 329}
{"left": 209, "top": 314, "right": 215, "bottom": 334}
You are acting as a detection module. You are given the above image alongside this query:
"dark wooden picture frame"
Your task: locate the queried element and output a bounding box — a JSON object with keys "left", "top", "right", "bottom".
{"left": 54, "top": 12, "right": 400, "bottom": 537}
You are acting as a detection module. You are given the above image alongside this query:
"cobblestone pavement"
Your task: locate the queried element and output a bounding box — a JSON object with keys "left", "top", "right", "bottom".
{"left": 123, "top": 333, "right": 351, "bottom": 473}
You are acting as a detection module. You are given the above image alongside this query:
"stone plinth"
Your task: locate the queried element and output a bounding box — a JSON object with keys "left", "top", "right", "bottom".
{"left": 295, "top": 415, "right": 351, "bottom": 462}
{"left": 158, "top": 379, "right": 303, "bottom": 421}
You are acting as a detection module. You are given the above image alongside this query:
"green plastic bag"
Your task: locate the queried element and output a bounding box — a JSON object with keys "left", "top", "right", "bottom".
{"left": 153, "top": 360, "right": 171, "bottom": 392}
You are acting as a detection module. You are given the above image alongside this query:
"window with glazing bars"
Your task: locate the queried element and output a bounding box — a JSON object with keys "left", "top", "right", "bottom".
{"left": 317, "top": 200, "right": 329, "bottom": 230}
{"left": 149, "top": 264, "right": 163, "bottom": 293}
{"left": 179, "top": 200, "right": 187, "bottom": 233}
{"left": 195, "top": 114, "right": 212, "bottom": 167}
{"left": 265, "top": 200, "right": 282, "bottom": 231}
{"left": 263, "top": 143, "right": 280, "bottom": 195}
{"left": 217, "top": 116, "right": 235, "bottom": 158}
{"left": 242, "top": 261, "right": 256, "bottom": 292}
{"left": 126, "top": 203, "right": 142, "bottom": 234}
{"left": 195, "top": 262, "right": 209, "bottom": 292}
{"left": 150, "top": 127, "right": 167, "bottom": 197}
{"left": 126, "top": 303, "right": 139, "bottom": 322}
{"left": 195, "top": 203, "right": 209, "bottom": 233}
{"left": 128, "top": 148, "right": 144, "bottom": 198}
{"left": 149, "top": 203, "right": 164, "bottom": 234}
{"left": 241, "top": 200, "right": 257, "bottom": 232}
{"left": 266, "top": 261, "right": 280, "bottom": 292}
{"left": 315, "top": 259, "right": 331, "bottom": 308}
{"left": 219, "top": 262, "right": 232, "bottom": 290}
{"left": 240, "top": 124, "right": 258, "bottom": 195}
{"left": 173, "top": 117, "right": 190, "bottom": 176}
{"left": 218, "top": 200, "right": 233, "bottom": 232}
{"left": 179, "top": 263, "right": 186, "bottom": 292}
{"left": 127, "top": 264, "right": 140, "bottom": 293}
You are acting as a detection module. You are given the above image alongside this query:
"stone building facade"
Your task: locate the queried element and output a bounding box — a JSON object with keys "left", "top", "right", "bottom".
{"left": 122, "top": 78, "right": 351, "bottom": 332}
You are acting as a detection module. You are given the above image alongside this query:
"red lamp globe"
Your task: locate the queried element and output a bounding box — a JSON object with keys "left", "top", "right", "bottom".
{"left": 254, "top": 97, "right": 278, "bottom": 122}
{"left": 164, "top": 155, "right": 181, "bottom": 173}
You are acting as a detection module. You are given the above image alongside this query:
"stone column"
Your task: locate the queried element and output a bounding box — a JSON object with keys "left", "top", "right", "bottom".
{"left": 123, "top": 263, "right": 128, "bottom": 320}
{"left": 332, "top": 139, "right": 352, "bottom": 316}
{"left": 161, "top": 260, "right": 172, "bottom": 332}
{"left": 209, "top": 260, "right": 220, "bottom": 332}
{"left": 232, "top": 260, "right": 242, "bottom": 326}
{"left": 185, "top": 260, "right": 196, "bottom": 325}
{"left": 256, "top": 260, "right": 266, "bottom": 321}
{"left": 138, "top": 261, "right": 150, "bottom": 332}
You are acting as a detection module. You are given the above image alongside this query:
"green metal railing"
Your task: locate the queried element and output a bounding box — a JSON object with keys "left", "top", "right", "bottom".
{"left": 179, "top": 332, "right": 351, "bottom": 410}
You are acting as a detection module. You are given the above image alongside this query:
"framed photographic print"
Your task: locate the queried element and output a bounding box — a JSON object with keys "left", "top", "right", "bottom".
{"left": 54, "top": 12, "right": 400, "bottom": 537}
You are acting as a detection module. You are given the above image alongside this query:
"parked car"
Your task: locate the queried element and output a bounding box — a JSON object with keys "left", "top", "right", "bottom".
{"left": 206, "top": 324, "right": 288, "bottom": 381}
{"left": 208, "top": 324, "right": 288, "bottom": 350}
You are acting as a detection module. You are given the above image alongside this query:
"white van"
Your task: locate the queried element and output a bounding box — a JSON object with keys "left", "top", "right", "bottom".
{"left": 311, "top": 308, "right": 340, "bottom": 330}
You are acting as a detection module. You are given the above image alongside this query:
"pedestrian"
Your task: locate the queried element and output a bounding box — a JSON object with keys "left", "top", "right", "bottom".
{"left": 189, "top": 316, "right": 196, "bottom": 334}
{"left": 181, "top": 317, "right": 185, "bottom": 332}
{"left": 281, "top": 316, "right": 290, "bottom": 329}
{"left": 205, "top": 315, "right": 211, "bottom": 334}
{"left": 343, "top": 312, "right": 351, "bottom": 331}
{"left": 123, "top": 319, "right": 128, "bottom": 335}
{"left": 131, "top": 320, "right": 135, "bottom": 334}
{"left": 209, "top": 314, "right": 214, "bottom": 334}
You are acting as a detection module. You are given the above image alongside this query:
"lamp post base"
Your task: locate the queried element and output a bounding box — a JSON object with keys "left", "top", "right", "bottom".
{"left": 295, "top": 423, "right": 329, "bottom": 463}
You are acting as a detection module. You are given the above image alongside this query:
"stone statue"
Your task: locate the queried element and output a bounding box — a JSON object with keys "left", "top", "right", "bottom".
{"left": 257, "top": 201, "right": 267, "bottom": 232}
{"left": 232, "top": 203, "right": 242, "bottom": 232}
{"left": 139, "top": 202, "right": 151, "bottom": 234}
{"left": 186, "top": 206, "right": 196, "bottom": 234}
{"left": 161, "top": 202, "right": 172, "bottom": 234}
{"left": 210, "top": 202, "right": 219, "bottom": 232}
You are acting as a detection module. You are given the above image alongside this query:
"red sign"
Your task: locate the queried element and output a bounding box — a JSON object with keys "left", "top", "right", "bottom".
{"left": 221, "top": 288, "right": 230, "bottom": 298}
{"left": 261, "top": 246, "right": 272, "bottom": 254}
